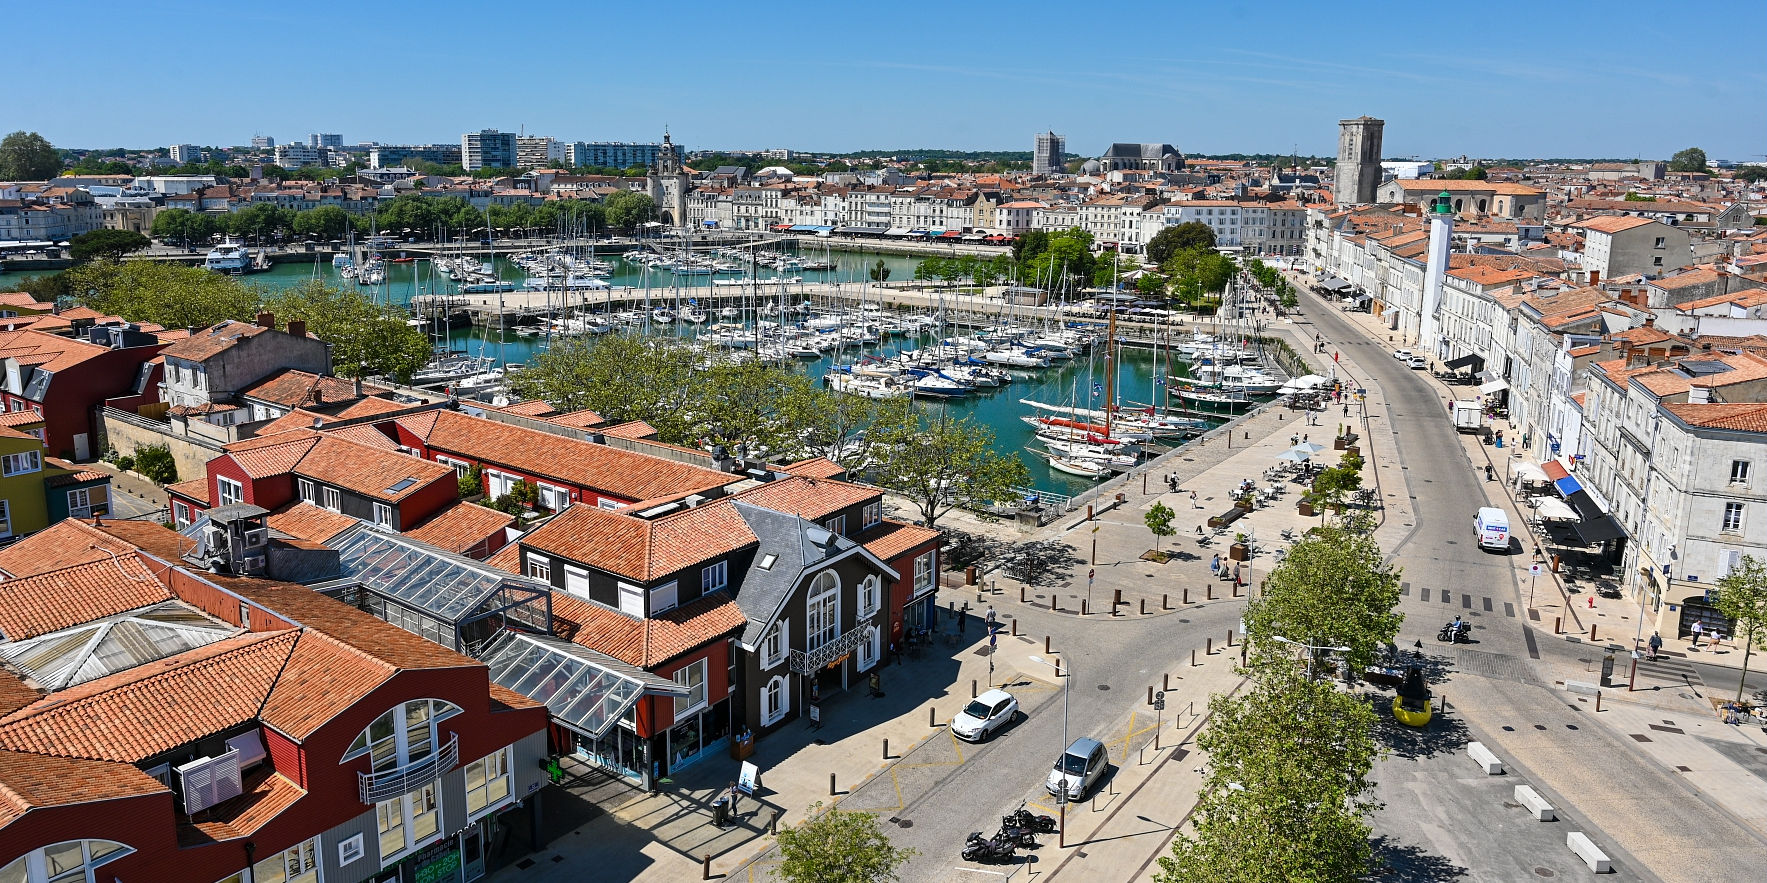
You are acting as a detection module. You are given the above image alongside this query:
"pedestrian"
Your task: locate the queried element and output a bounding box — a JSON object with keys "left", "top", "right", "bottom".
{"left": 985, "top": 606, "right": 997, "bottom": 629}
{"left": 1210, "top": 553, "right": 1221, "bottom": 574}
{"left": 1191, "top": 490, "right": 1199, "bottom": 509}
{"left": 1647, "top": 631, "right": 1662, "bottom": 660}
{"left": 727, "top": 781, "right": 742, "bottom": 816}
{"left": 1691, "top": 621, "right": 1703, "bottom": 647}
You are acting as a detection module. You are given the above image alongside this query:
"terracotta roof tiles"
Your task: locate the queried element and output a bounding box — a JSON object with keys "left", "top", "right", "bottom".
{"left": 267, "top": 502, "right": 360, "bottom": 543}
{"left": 416, "top": 411, "right": 731, "bottom": 502}
{"left": 550, "top": 592, "right": 746, "bottom": 668}
{"left": 517, "top": 498, "right": 757, "bottom": 581}
{"left": 0, "top": 556, "right": 171, "bottom": 641}
{"left": 856, "top": 518, "right": 941, "bottom": 562}
{"left": 734, "top": 476, "right": 879, "bottom": 522}
{"left": 0, "top": 749, "right": 166, "bottom": 827}
{"left": 1663, "top": 402, "right": 1767, "bottom": 432}
{"left": 401, "top": 503, "right": 515, "bottom": 556}
{"left": 159, "top": 320, "right": 271, "bottom": 362}
{"left": 781, "top": 457, "right": 848, "bottom": 480}
{"left": 239, "top": 369, "right": 388, "bottom": 409}
{"left": 1574, "top": 215, "right": 1657, "bottom": 234}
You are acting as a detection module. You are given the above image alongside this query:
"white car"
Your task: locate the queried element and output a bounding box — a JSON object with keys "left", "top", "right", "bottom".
{"left": 1408, "top": 356, "right": 1428, "bottom": 370}
{"left": 1393, "top": 349, "right": 1414, "bottom": 361}
{"left": 951, "top": 689, "right": 1019, "bottom": 742}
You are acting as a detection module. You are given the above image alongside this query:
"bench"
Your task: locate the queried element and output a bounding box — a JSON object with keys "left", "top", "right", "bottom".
{"left": 1564, "top": 680, "right": 1600, "bottom": 696}
{"left": 1514, "top": 784, "right": 1555, "bottom": 821}
{"left": 1566, "top": 831, "right": 1611, "bottom": 873}
{"left": 1466, "top": 741, "right": 1504, "bottom": 775}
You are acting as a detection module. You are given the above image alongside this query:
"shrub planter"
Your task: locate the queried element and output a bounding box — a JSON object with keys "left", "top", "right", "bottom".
{"left": 1298, "top": 500, "right": 1315, "bottom": 517}
{"left": 1346, "top": 445, "right": 1360, "bottom": 459}
{"left": 1334, "top": 437, "right": 1347, "bottom": 450}
{"left": 1229, "top": 543, "right": 1250, "bottom": 562}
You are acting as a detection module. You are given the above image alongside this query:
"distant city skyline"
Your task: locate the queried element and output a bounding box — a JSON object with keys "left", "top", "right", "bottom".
{"left": 12, "top": 1, "right": 1762, "bottom": 162}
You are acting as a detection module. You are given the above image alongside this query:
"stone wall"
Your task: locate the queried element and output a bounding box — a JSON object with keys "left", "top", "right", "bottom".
{"left": 98, "top": 409, "right": 222, "bottom": 486}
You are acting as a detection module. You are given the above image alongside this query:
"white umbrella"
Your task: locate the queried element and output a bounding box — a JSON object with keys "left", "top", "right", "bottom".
{"left": 1534, "top": 497, "right": 1580, "bottom": 522}
{"left": 1276, "top": 450, "right": 1311, "bottom": 463}
{"left": 1291, "top": 442, "right": 1326, "bottom": 455}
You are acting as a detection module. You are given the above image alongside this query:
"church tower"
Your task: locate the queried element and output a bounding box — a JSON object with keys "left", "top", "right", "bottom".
{"left": 1333, "top": 116, "right": 1384, "bottom": 205}
{"left": 647, "top": 131, "right": 690, "bottom": 228}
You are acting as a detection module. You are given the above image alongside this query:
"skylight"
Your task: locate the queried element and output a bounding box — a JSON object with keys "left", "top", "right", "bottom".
{"left": 386, "top": 477, "right": 419, "bottom": 494}
{"left": 759, "top": 554, "right": 777, "bottom": 570}
{"left": 0, "top": 602, "right": 236, "bottom": 691}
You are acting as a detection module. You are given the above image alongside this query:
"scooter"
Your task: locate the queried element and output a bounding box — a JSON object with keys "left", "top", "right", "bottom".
{"left": 1437, "top": 620, "right": 1471, "bottom": 643}
{"left": 962, "top": 831, "right": 1017, "bottom": 864}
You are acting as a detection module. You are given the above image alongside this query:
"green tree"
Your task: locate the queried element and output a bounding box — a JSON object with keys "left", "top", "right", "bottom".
{"left": 69, "top": 229, "right": 150, "bottom": 263}
{"left": 1012, "top": 229, "right": 1050, "bottom": 263}
{"left": 261, "top": 280, "right": 433, "bottom": 382}
{"left": 1146, "top": 222, "right": 1217, "bottom": 264}
{"left": 151, "top": 208, "right": 223, "bottom": 248}
{"left": 1458, "top": 165, "right": 1489, "bottom": 180}
{"left": 1735, "top": 166, "right": 1767, "bottom": 184}
{"left": 1023, "top": 227, "right": 1095, "bottom": 291}
{"left": 293, "top": 205, "right": 354, "bottom": 240}
{"left": 508, "top": 335, "right": 701, "bottom": 438}
{"left": 1145, "top": 501, "right": 1176, "bottom": 558}
{"left": 1240, "top": 524, "right": 1402, "bottom": 678}
{"left": 1163, "top": 248, "right": 1236, "bottom": 308}
{"left": 865, "top": 400, "right": 1029, "bottom": 527}
{"left": 1623, "top": 192, "right": 1657, "bottom": 202}
{"left": 774, "top": 804, "right": 916, "bottom": 883}
{"left": 132, "top": 444, "right": 179, "bottom": 486}
{"left": 69, "top": 260, "right": 257, "bottom": 329}
{"left": 1669, "top": 147, "right": 1709, "bottom": 173}
{"left": 0, "top": 132, "right": 61, "bottom": 180}
{"left": 1157, "top": 663, "right": 1379, "bottom": 883}
{"left": 785, "top": 386, "right": 876, "bottom": 467}
{"left": 603, "top": 190, "right": 656, "bottom": 231}
{"left": 227, "top": 203, "right": 295, "bottom": 243}
{"left": 868, "top": 259, "right": 891, "bottom": 283}
{"left": 1714, "top": 555, "right": 1767, "bottom": 703}
{"left": 694, "top": 359, "right": 822, "bottom": 460}
{"left": 458, "top": 463, "right": 484, "bottom": 499}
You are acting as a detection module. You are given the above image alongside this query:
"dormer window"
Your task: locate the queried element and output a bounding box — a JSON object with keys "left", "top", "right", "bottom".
{"left": 0, "top": 841, "right": 134, "bottom": 883}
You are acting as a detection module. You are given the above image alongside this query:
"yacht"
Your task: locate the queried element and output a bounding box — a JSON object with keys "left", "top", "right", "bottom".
{"left": 204, "top": 238, "right": 252, "bottom": 274}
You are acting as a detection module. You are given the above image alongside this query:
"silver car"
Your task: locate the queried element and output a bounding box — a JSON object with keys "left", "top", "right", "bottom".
{"left": 1045, "top": 737, "right": 1109, "bottom": 801}
{"left": 951, "top": 689, "right": 1019, "bottom": 742}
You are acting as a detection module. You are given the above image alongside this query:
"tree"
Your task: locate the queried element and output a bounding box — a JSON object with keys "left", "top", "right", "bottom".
{"left": 603, "top": 190, "right": 656, "bottom": 231}
{"left": 868, "top": 259, "right": 891, "bottom": 283}
{"left": 1669, "top": 147, "right": 1709, "bottom": 173}
{"left": 1023, "top": 227, "right": 1095, "bottom": 291}
{"left": 151, "top": 208, "right": 222, "bottom": 248}
{"left": 1145, "top": 501, "right": 1176, "bottom": 558}
{"left": 227, "top": 203, "right": 296, "bottom": 242}
{"left": 69, "top": 229, "right": 150, "bottom": 263}
{"left": 774, "top": 804, "right": 916, "bottom": 883}
{"left": 1714, "top": 555, "right": 1767, "bottom": 703}
{"left": 1156, "top": 663, "right": 1379, "bottom": 883}
{"left": 0, "top": 132, "right": 61, "bottom": 180}
{"left": 292, "top": 205, "right": 353, "bottom": 240}
{"left": 1012, "top": 229, "right": 1050, "bottom": 263}
{"left": 785, "top": 386, "right": 876, "bottom": 467}
{"left": 1240, "top": 524, "right": 1402, "bottom": 678}
{"left": 132, "top": 444, "right": 179, "bottom": 486}
{"left": 865, "top": 400, "right": 1029, "bottom": 527}
{"left": 1735, "top": 166, "right": 1767, "bottom": 184}
{"left": 261, "top": 280, "right": 434, "bottom": 383}
{"left": 69, "top": 260, "right": 258, "bottom": 330}
{"left": 1146, "top": 222, "right": 1217, "bottom": 264}
{"left": 1163, "top": 247, "right": 1236, "bottom": 308}
{"left": 694, "top": 359, "right": 823, "bottom": 460}
{"left": 1458, "top": 165, "right": 1488, "bottom": 180}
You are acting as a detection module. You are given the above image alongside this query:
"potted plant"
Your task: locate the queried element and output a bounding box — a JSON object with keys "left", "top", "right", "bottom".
{"left": 1230, "top": 532, "right": 1250, "bottom": 561}
{"left": 1298, "top": 497, "right": 1315, "bottom": 517}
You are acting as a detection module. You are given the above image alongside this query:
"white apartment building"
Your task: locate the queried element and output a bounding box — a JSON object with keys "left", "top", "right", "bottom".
{"left": 1152, "top": 201, "right": 1244, "bottom": 247}
{"left": 1570, "top": 216, "right": 1692, "bottom": 282}
{"left": 169, "top": 144, "right": 201, "bottom": 163}
{"left": 274, "top": 143, "right": 323, "bottom": 168}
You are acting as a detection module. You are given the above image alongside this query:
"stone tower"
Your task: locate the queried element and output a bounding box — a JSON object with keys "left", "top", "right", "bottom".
{"left": 647, "top": 131, "right": 690, "bottom": 228}
{"left": 1334, "top": 116, "right": 1384, "bottom": 205}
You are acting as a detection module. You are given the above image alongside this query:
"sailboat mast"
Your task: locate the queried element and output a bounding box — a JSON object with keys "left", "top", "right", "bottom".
{"left": 1104, "top": 305, "right": 1117, "bottom": 440}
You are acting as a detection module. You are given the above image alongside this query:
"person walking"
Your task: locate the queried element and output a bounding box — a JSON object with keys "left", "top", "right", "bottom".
{"left": 985, "top": 606, "right": 997, "bottom": 630}
{"left": 727, "top": 781, "right": 742, "bottom": 816}
{"left": 1690, "top": 621, "right": 1703, "bottom": 648}
{"left": 1647, "top": 631, "right": 1662, "bottom": 661}
{"left": 1191, "top": 490, "right": 1200, "bottom": 509}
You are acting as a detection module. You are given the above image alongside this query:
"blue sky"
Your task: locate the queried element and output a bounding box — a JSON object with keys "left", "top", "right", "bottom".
{"left": 12, "top": 1, "right": 1763, "bottom": 161}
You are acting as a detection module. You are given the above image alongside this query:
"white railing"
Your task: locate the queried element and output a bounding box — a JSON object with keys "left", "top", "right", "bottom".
{"left": 358, "top": 733, "right": 458, "bottom": 805}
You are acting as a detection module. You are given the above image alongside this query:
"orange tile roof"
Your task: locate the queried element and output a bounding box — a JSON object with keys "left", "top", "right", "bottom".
{"left": 0, "top": 630, "right": 299, "bottom": 762}
{"left": 267, "top": 501, "right": 360, "bottom": 543}
{"left": 257, "top": 629, "right": 396, "bottom": 741}
{"left": 496, "top": 399, "right": 557, "bottom": 418}
{"left": 781, "top": 457, "right": 848, "bottom": 480}
{"left": 295, "top": 435, "right": 452, "bottom": 501}
{"left": 413, "top": 411, "right": 732, "bottom": 502}
{"left": 158, "top": 320, "right": 271, "bottom": 362}
{"left": 401, "top": 502, "right": 515, "bottom": 555}
{"left": 210, "top": 573, "right": 479, "bottom": 676}
{"left": 856, "top": 518, "right": 941, "bottom": 561}
{"left": 0, "top": 329, "right": 123, "bottom": 374}
{"left": 734, "top": 476, "right": 879, "bottom": 522}
{"left": 225, "top": 432, "right": 321, "bottom": 478}
{"left": 0, "top": 749, "right": 166, "bottom": 826}
{"left": 178, "top": 767, "right": 306, "bottom": 846}
{"left": 0, "top": 671, "right": 40, "bottom": 718}
{"left": 550, "top": 592, "right": 746, "bottom": 668}
{"left": 333, "top": 396, "right": 410, "bottom": 420}
{"left": 165, "top": 477, "right": 210, "bottom": 505}
{"left": 0, "top": 519, "right": 139, "bottom": 578}
{"left": 601, "top": 420, "right": 658, "bottom": 440}
{"left": 1664, "top": 402, "right": 1767, "bottom": 431}
{"left": 239, "top": 369, "right": 388, "bottom": 409}
{"left": 320, "top": 422, "right": 400, "bottom": 452}
{"left": 0, "top": 556, "right": 171, "bottom": 640}
{"left": 0, "top": 411, "right": 44, "bottom": 429}
{"left": 547, "top": 409, "right": 606, "bottom": 429}
{"left": 1574, "top": 215, "right": 1657, "bottom": 234}
{"left": 515, "top": 498, "right": 757, "bottom": 582}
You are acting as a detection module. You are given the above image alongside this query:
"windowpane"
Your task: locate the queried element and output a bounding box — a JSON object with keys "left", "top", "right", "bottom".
{"left": 44, "top": 843, "right": 84, "bottom": 876}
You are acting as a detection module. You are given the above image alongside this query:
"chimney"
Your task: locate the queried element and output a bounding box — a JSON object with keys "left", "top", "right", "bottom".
{"left": 353, "top": 375, "right": 363, "bottom": 397}
{"left": 256, "top": 311, "right": 275, "bottom": 329}
{"left": 1643, "top": 316, "right": 1654, "bottom": 328}
{"left": 286, "top": 319, "right": 306, "bottom": 337}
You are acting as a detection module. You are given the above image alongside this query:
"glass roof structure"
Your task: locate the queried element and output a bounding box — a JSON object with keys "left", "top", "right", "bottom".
{"left": 480, "top": 632, "right": 684, "bottom": 739}
{"left": 0, "top": 602, "right": 237, "bottom": 691}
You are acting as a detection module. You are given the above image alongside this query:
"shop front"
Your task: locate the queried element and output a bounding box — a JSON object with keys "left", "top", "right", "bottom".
{"left": 654, "top": 696, "right": 732, "bottom": 778}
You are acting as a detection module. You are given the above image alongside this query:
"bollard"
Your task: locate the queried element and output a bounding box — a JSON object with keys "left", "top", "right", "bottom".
{"left": 770, "top": 809, "right": 782, "bottom": 835}
{"left": 1241, "top": 644, "right": 1247, "bottom": 665}
{"left": 1227, "top": 629, "right": 1234, "bottom": 647}
{"left": 1207, "top": 637, "right": 1213, "bottom": 654}
{"left": 830, "top": 773, "right": 837, "bottom": 796}
{"left": 972, "top": 680, "right": 977, "bottom": 698}
{"left": 1140, "top": 597, "right": 1147, "bottom": 615}
{"left": 1081, "top": 599, "right": 1088, "bottom": 616}
{"left": 1147, "top": 685, "right": 1154, "bottom": 705}
{"left": 1207, "top": 585, "right": 1213, "bottom": 601}
{"left": 1232, "top": 582, "right": 1240, "bottom": 598}
{"left": 1438, "top": 694, "right": 1447, "bottom": 714}
{"left": 1087, "top": 504, "right": 1094, "bottom": 521}
{"left": 1045, "top": 635, "right": 1051, "bottom": 654}
{"left": 1163, "top": 672, "right": 1170, "bottom": 691}
{"left": 883, "top": 738, "right": 890, "bottom": 759}
{"left": 1628, "top": 657, "right": 1637, "bottom": 692}
{"left": 1554, "top": 616, "right": 1561, "bottom": 635}
{"left": 1055, "top": 658, "right": 1062, "bottom": 678}
{"left": 1191, "top": 649, "right": 1197, "bottom": 667}
{"left": 1012, "top": 618, "right": 1019, "bottom": 636}
{"left": 1590, "top": 624, "right": 1598, "bottom": 641}
{"left": 704, "top": 855, "right": 712, "bottom": 880}
{"left": 1595, "top": 691, "right": 1602, "bottom": 712}
{"left": 1051, "top": 594, "right": 1058, "bottom": 611}
{"left": 1182, "top": 587, "right": 1189, "bottom": 605}
{"left": 1114, "top": 589, "right": 1122, "bottom": 610}
{"left": 930, "top": 706, "right": 936, "bottom": 727}
{"left": 1163, "top": 592, "right": 1170, "bottom": 610}
{"left": 1021, "top": 586, "right": 1026, "bottom": 603}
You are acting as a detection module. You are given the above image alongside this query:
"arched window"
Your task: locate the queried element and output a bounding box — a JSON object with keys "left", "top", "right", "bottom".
{"left": 1477, "top": 199, "right": 1488, "bottom": 213}
{"left": 857, "top": 626, "right": 880, "bottom": 671}
{"left": 761, "top": 675, "right": 789, "bottom": 726}
{"left": 805, "top": 571, "right": 840, "bottom": 652}
{"left": 858, "top": 575, "right": 880, "bottom": 619}
{"left": 0, "top": 840, "right": 133, "bottom": 883}
{"left": 343, "top": 699, "right": 463, "bottom": 770}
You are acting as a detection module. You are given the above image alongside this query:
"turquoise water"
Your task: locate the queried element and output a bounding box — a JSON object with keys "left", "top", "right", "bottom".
{"left": 248, "top": 249, "right": 1225, "bottom": 495}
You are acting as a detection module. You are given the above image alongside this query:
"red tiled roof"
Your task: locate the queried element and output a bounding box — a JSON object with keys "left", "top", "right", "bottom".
{"left": 158, "top": 320, "right": 270, "bottom": 362}
{"left": 165, "top": 477, "right": 210, "bottom": 505}
{"left": 0, "top": 556, "right": 171, "bottom": 640}
{"left": 1663, "top": 402, "right": 1767, "bottom": 432}
{"left": 295, "top": 435, "right": 452, "bottom": 501}
{"left": 1574, "top": 215, "right": 1656, "bottom": 234}
{"left": 0, "top": 750, "right": 166, "bottom": 827}
{"left": 179, "top": 767, "right": 306, "bottom": 845}
{"left": 257, "top": 629, "right": 396, "bottom": 741}
{"left": 333, "top": 396, "right": 409, "bottom": 420}
{"left": 781, "top": 457, "right": 848, "bottom": 480}
{"left": 497, "top": 400, "right": 557, "bottom": 418}
{"left": 547, "top": 409, "right": 606, "bottom": 429}
{"left": 239, "top": 369, "right": 388, "bottom": 409}
{"left": 0, "top": 411, "right": 45, "bottom": 429}
{"left": 0, "top": 631, "right": 299, "bottom": 762}
{"left": 402, "top": 503, "right": 515, "bottom": 556}
{"left": 225, "top": 432, "right": 321, "bottom": 478}
{"left": 550, "top": 592, "right": 746, "bottom": 668}
{"left": 856, "top": 518, "right": 941, "bottom": 562}
{"left": 267, "top": 501, "right": 359, "bottom": 543}
{"left": 734, "top": 475, "right": 879, "bottom": 522}
{"left": 515, "top": 498, "right": 757, "bottom": 581}
{"left": 601, "top": 420, "right": 658, "bottom": 440}
{"left": 0, "top": 329, "right": 125, "bottom": 374}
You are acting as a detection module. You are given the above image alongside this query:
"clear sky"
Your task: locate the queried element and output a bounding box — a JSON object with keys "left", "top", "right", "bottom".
{"left": 12, "top": 1, "right": 1763, "bottom": 162}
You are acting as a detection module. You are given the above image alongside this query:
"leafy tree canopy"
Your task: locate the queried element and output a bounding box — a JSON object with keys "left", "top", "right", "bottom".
{"left": 0, "top": 131, "right": 63, "bottom": 180}
{"left": 1714, "top": 554, "right": 1767, "bottom": 702}
{"left": 1240, "top": 523, "right": 1402, "bottom": 677}
{"left": 865, "top": 400, "right": 1029, "bottom": 527}
{"left": 774, "top": 804, "right": 916, "bottom": 883}
{"left": 1669, "top": 147, "right": 1709, "bottom": 173}
{"left": 1147, "top": 222, "right": 1217, "bottom": 264}
{"left": 69, "top": 229, "right": 150, "bottom": 263}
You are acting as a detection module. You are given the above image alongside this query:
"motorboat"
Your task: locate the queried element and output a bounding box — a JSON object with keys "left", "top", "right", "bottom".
{"left": 204, "top": 237, "right": 251, "bottom": 274}
{"left": 827, "top": 372, "right": 906, "bottom": 399}
{"left": 720, "top": 307, "right": 742, "bottom": 319}
{"left": 651, "top": 308, "right": 675, "bottom": 324}
{"left": 680, "top": 308, "right": 707, "bottom": 324}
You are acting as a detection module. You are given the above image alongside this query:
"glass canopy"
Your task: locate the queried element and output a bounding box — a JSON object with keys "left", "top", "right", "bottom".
{"left": 479, "top": 632, "right": 684, "bottom": 739}
{"left": 0, "top": 602, "right": 237, "bottom": 691}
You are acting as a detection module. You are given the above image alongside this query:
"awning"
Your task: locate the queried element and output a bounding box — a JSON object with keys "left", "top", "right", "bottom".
{"left": 479, "top": 631, "right": 685, "bottom": 739}
{"left": 1318, "top": 276, "right": 1351, "bottom": 291}
{"left": 1443, "top": 354, "right": 1485, "bottom": 373}
{"left": 1554, "top": 474, "right": 1583, "bottom": 498}
{"left": 1533, "top": 497, "right": 1580, "bottom": 522}
{"left": 883, "top": 227, "right": 912, "bottom": 236}
{"left": 1479, "top": 379, "right": 1509, "bottom": 394}
{"left": 1511, "top": 461, "right": 1550, "bottom": 484}
{"left": 1571, "top": 514, "right": 1626, "bottom": 544}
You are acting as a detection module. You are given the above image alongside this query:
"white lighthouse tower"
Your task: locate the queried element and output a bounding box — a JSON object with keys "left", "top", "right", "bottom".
{"left": 1418, "top": 191, "right": 1454, "bottom": 356}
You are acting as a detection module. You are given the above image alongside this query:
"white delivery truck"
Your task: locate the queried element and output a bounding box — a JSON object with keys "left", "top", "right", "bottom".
{"left": 1452, "top": 401, "right": 1482, "bottom": 432}
{"left": 1474, "top": 507, "right": 1510, "bottom": 551}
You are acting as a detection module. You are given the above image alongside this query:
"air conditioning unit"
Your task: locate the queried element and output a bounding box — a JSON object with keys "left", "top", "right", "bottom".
{"left": 242, "top": 554, "right": 266, "bottom": 575}
{"left": 243, "top": 527, "right": 269, "bottom": 548}
{"left": 176, "top": 748, "right": 243, "bottom": 814}
{"left": 203, "top": 524, "right": 229, "bottom": 556}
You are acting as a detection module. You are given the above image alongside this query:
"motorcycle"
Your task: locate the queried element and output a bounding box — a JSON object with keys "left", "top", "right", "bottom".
{"left": 1005, "top": 806, "right": 1057, "bottom": 834}
{"left": 962, "top": 831, "right": 1017, "bottom": 864}
{"left": 1436, "top": 621, "right": 1471, "bottom": 643}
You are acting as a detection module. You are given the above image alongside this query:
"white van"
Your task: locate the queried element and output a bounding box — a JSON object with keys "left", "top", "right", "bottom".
{"left": 1475, "top": 507, "right": 1510, "bottom": 551}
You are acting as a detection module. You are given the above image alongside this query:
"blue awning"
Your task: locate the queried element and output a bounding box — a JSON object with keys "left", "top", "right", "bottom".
{"left": 1554, "top": 475, "right": 1583, "bottom": 497}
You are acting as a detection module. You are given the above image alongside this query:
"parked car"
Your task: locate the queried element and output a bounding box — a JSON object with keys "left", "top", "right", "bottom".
{"left": 1393, "top": 349, "right": 1413, "bottom": 361}
{"left": 1407, "top": 355, "right": 1428, "bottom": 370}
{"left": 951, "top": 689, "right": 1019, "bottom": 742}
{"left": 1046, "top": 737, "right": 1110, "bottom": 801}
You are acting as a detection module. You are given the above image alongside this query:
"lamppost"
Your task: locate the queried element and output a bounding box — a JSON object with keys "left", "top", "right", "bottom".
{"left": 1270, "top": 636, "right": 1351, "bottom": 680}
{"left": 1028, "top": 654, "right": 1070, "bottom": 846}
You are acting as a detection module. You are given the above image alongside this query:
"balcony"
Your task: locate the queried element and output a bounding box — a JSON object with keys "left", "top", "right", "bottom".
{"left": 359, "top": 733, "right": 458, "bottom": 805}
{"left": 790, "top": 616, "right": 877, "bottom": 675}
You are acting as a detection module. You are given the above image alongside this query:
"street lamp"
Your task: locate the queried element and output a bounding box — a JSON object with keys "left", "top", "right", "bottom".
{"left": 1027, "top": 654, "right": 1070, "bottom": 846}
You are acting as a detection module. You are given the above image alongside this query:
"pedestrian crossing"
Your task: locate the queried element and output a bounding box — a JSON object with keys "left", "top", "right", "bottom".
{"left": 1398, "top": 582, "right": 1515, "bottom": 617}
